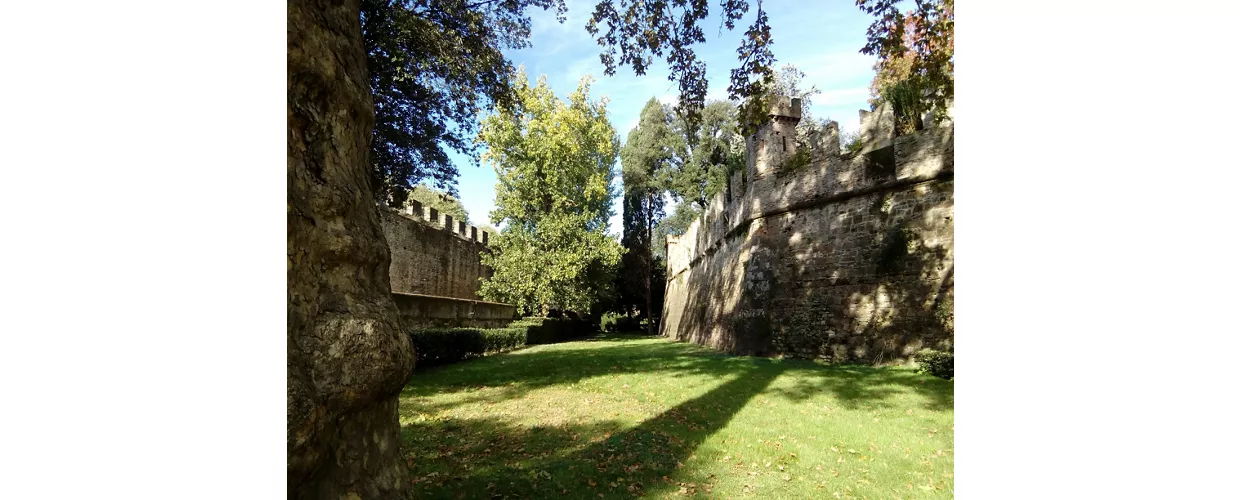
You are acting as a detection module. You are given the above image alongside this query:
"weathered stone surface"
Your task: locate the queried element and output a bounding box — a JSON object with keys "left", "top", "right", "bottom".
{"left": 660, "top": 105, "right": 953, "bottom": 364}
{"left": 379, "top": 209, "right": 493, "bottom": 301}
{"left": 859, "top": 101, "right": 896, "bottom": 150}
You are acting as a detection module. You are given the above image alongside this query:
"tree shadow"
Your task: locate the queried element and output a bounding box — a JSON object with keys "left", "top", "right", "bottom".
{"left": 401, "top": 335, "right": 754, "bottom": 401}
{"left": 399, "top": 336, "right": 952, "bottom": 498}
{"left": 763, "top": 362, "right": 954, "bottom": 411}
{"left": 660, "top": 115, "right": 955, "bottom": 366}
{"left": 403, "top": 359, "right": 780, "bottom": 499}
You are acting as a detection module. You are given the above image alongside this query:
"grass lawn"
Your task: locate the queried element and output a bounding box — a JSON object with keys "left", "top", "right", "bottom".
{"left": 398, "top": 334, "right": 954, "bottom": 499}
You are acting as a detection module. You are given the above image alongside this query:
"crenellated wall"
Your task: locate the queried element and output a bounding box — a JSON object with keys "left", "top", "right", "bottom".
{"left": 660, "top": 98, "right": 954, "bottom": 364}
{"left": 380, "top": 207, "right": 515, "bottom": 327}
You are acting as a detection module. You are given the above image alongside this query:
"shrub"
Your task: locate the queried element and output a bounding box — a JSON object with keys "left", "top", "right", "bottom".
{"left": 482, "top": 327, "right": 526, "bottom": 353}
{"left": 600, "top": 312, "right": 643, "bottom": 333}
{"left": 410, "top": 317, "right": 598, "bottom": 368}
{"left": 410, "top": 328, "right": 486, "bottom": 367}
{"left": 410, "top": 326, "right": 531, "bottom": 368}
{"left": 914, "top": 349, "right": 953, "bottom": 380}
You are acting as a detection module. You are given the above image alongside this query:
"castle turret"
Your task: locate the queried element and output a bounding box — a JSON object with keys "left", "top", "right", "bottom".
{"left": 746, "top": 97, "right": 802, "bottom": 181}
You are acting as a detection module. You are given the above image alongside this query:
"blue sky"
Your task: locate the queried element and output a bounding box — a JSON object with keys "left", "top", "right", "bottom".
{"left": 448, "top": 0, "right": 890, "bottom": 234}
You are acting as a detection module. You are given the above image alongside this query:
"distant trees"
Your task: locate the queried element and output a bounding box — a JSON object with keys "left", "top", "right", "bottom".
{"left": 476, "top": 73, "right": 623, "bottom": 315}
{"left": 770, "top": 64, "right": 831, "bottom": 145}
{"left": 618, "top": 99, "right": 672, "bottom": 333}
{"left": 667, "top": 100, "right": 746, "bottom": 210}
{"left": 404, "top": 184, "right": 470, "bottom": 224}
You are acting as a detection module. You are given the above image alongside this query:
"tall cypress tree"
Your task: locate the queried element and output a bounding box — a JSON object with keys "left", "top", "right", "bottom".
{"left": 619, "top": 98, "right": 674, "bottom": 333}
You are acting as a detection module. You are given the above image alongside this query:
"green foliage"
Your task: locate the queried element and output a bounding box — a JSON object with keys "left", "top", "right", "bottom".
{"left": 477, "top": 72, "right": 624, "bottom": 315}
{"left": 881, "top": 79, "right": 924, "bottom": 134}
{"left": 934, "top": 294, "right": 954, "bottom": 332}
{"left": 859, "top": 0, "right": 955, "bottom": 128}
{"left": 840, "top": 129, "right": 863, "bottom": 155}
{"left": 617, "top": 98, "right": 672, "bottom": 327}
{"left": 409, "top": 318, "right": 596, "bottom": 368}
{"left": 586, "top": 1, "right": 776, "bottom": 134}
{"left": 359, "top": 0, "right": 568, "bottom": 206}
{"left": 914, "top": 348, "right": 954, "bottom": 379}
{"left": 523, "top": 317, "right": 594, "bottom": 345}
{"left": 600, "top": 312, "right": 643, "bottom": 333}
{"left": 408, "top": 328, "right": 488, "bottom": 367}
{"left": 670, "top": 100, "right": 746, "bottom": 209}
{"left": 404, "top": 184, "right": 469, "bottom": 224}
{"left": 481, "top": 327, "right": 527, "bottom": 353}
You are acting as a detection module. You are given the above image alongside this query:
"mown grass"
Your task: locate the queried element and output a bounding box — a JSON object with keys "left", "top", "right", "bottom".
{"left": 399, "top": 333, "right": 953, "bottom": 499}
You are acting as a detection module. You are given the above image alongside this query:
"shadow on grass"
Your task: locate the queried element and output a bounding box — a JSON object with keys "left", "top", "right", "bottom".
{"left": 401, "top": 334, "right": 952, "bottom": 498}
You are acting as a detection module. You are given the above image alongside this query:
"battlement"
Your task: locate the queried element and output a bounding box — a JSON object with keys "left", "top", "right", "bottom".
{"left": 665, "top": 97, "right": 954, "bottom": 279}
{"left": 659, "top": 95, "right": 954, "bottom": 363}
{"left": 393, "top": 200, "right": 492, "bottom": 246}
{"left": 380, "top": 206, "right": 497, "bottom": 301}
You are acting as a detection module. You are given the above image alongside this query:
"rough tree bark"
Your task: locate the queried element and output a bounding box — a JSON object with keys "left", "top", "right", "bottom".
{"left": 288, "top": 0, "right": 415, "bottom": 498}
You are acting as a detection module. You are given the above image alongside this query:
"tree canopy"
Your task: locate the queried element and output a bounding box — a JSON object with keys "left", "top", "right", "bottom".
{"left": 859, "top": 0, "right": 955, "bottom": 129}
{"left": 586, "top": 0, "right": 776, "bottom": 135}
{"left": 360, "top": 0, "right": 567, "bottom": 206}
{"left": 477, "top": 72, "right": 623, "bottom": 314}
{"left": 617, "top": 98, "right": 672, "bottom": 328}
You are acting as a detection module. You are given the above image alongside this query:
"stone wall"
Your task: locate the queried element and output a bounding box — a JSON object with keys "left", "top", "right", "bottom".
{"left": 660, "top": 98, "right": 954, "bottom": 364}
{"left": 380, "top": 206, "right": 494, "bottom": 300}
{"left": 380, "top": 207, "right": 516, "bottom": 327}
{"left": 391, "top": 293, "right": 517, "bottom": 329}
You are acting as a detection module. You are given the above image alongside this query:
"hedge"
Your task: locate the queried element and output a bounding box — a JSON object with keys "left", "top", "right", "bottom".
{"left": 525, "top": 317, "right": 592, "bottom": 344}
{"left": 409, "top": 317, "right": 596, "bottom": 368}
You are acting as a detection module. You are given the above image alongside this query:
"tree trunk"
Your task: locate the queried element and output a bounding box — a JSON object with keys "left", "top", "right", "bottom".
{"left": 288, "top": 0, "right": 414, "bottom": 498}
{"left": 644, "top": 202, "right": 655, "bottom": 336}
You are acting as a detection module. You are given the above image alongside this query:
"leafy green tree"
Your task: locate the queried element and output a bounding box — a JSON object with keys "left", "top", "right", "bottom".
{"left": 404, "top": 184, "right": 469, "bottom": 224}
{"left": 360, "top": 0, "right": 568, "bottom": 206}
{"left": 666, "top": 100, "right": 746, "bottom": 210}
{"left": 477, "top": 72, "right": 624, "bottom": 315}
{"left": 859, "top": 0, "right": 955, "bottom": 130}
{"left": 618, "top": 98, "right": 672, "bottom": 333}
